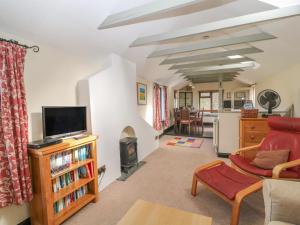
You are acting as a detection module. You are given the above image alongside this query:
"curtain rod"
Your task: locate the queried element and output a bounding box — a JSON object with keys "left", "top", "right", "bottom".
{"left": 0, "top": 37, "right": 39, "bottom": 52}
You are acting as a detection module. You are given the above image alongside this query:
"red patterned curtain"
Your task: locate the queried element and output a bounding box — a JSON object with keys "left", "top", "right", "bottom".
{"left": 0, "top": 41, "right": 32, "bottom": 207}
{"left": 153, "top": 83, "right": 162, "bottom": 130}
{"left": 163, "top": 86, "right": 169, "bottom": 127}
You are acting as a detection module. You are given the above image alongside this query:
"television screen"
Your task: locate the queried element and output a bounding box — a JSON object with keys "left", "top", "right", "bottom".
{"left": 42, "top": 106, "right": 87, "bottom": 138}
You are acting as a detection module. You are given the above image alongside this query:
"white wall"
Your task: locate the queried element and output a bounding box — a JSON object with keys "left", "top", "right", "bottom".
{"left": 24, "top": 46, "right": 107, "bottom": 141}
{"left": 255, "top": 62, "right": 300, "bottom": 116}
{"left": 78, "top": 54, "right": 159, "bottom": 189}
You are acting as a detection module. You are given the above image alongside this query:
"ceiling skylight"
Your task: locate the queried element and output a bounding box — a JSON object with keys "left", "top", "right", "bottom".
{"left": 228, "top": 55, "right": 243, "bottom": 59}
{"left": 258, "top": 0, "right": 300, "bottom": 8}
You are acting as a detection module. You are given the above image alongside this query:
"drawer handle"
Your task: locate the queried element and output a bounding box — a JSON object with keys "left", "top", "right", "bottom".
{"left": 251, "top": 126, "right": 256, "bottom": 130}
{"left": 250, "top": 135, "right": 255, "bottom": 140}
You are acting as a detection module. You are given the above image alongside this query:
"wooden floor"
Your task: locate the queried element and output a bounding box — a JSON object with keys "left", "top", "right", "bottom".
{"left": 164, "top": 124, "right": 213, "bottom": 138}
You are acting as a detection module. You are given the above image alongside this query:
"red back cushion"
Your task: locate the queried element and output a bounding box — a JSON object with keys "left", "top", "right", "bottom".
{"left": 259, "top": 117, "right": 300, "bottom": 174}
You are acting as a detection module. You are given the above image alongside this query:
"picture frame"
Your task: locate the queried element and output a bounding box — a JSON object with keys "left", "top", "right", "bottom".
{"left": 137, "top": 82, "right": 147, "bottom": 105}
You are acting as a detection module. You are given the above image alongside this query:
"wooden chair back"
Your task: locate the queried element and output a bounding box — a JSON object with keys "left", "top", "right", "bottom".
{"left": 174, "top": 109, "right": 181, "bottom": 121}
{"left": 181, "top": 108, "right": 190, "bottom": 121}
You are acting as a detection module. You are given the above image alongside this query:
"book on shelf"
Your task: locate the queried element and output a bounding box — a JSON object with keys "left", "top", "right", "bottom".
{"left": 53, "top": 185, "right": 88, "bottom": 214}
{"left": 52, "top": 163, "right": 94, "bottom": 193}
{"left": 50, "top": 144, "right": 91, "bottom": 176}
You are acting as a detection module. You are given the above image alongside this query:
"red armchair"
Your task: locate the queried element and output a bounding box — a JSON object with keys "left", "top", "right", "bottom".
{"left": 230, "top": 117, "right": 300, "bottom": 179}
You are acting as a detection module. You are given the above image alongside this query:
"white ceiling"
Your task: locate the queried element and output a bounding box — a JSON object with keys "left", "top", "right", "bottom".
{"left": 1, "top": 0, "right": 300, "bottom": 87}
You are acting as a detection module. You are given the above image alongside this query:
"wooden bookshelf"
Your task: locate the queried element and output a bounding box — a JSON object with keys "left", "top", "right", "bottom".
{"left": 28, "top": 135, "right": 99, "bottom": 225}
{"left": 51, "top": 159, "right": 94, "bottom": 179}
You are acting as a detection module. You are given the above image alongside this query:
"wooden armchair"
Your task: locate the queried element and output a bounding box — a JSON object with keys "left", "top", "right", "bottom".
{"left": 230, "top": 117, "right": 300, "bottom": 180}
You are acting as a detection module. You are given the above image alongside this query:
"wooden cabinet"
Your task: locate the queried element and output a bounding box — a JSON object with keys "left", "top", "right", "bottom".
{"left": 28, "top": 135, "right": 98, "bottom": 225}
{"left": 239, "top": 118, "right": 269, "bottom": 147}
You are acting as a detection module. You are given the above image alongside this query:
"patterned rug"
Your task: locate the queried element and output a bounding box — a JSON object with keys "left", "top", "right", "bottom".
{"left": 166, "top": 137, "right": 204, "bottom": 148}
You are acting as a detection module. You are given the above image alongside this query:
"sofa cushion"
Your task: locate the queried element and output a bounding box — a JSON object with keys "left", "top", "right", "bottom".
{"left": 251, "top": 150, "right": 290, "bottom": 169}
{"left": 195, "top": 162, "right": 259, "bottom": 200}
{"left": 229, "top": 155, "right": 299, "bottom": 179}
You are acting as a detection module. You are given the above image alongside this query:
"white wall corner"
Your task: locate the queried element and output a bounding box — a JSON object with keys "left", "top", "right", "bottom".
{"left": 77, "top": 54, "right": 158, "bottom": 191}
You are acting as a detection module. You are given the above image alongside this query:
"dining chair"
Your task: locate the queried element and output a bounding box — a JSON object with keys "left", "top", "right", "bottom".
{"left": 180, "top": 108, "right": 193, "bottom": 135}
{"left": 173, "top": 109, "right": 181, "bottom": 133}
{"left": 193, "top": 110, "right": 204, "bottom": 135}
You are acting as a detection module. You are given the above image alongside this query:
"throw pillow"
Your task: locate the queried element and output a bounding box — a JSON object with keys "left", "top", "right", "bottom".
{"left": 251, "top": 150, "right": 290, "bottom": 170}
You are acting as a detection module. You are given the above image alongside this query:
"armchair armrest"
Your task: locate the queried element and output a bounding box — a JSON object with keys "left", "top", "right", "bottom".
{"left": 263, "top": 179, "right": 300, "bottom": 225}
{"left": 272, "top": 159, "right": 300, "bottom": 179}
{"left": 232, "top": 144, "right": 261, "bottom": 160}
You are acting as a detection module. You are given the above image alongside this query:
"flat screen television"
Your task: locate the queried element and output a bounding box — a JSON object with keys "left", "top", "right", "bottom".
{"left": 42, "top": 106, "right": 87, "bottom": 139}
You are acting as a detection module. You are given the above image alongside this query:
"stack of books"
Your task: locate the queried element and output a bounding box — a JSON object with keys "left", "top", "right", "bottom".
{"left": 52, "top": 163, "right": 94, "bottom": 193}
{"left": 50, "top": 151, "right": 72, "bottom": 175}
{"left": 52, "top": 169, "right": 79, "bottom": 192}
{"left": 50, "top": 144, "right": 91, "bottom": 176}
{"left": 53, "top": 185, "right": 88, "bottom": 214}
{"left": 72, "top": 145, "right": 91, "bottom": 162}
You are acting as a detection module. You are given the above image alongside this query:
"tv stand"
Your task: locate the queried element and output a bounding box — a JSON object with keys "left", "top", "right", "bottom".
{"left": 28, "top": 135, "right": 98, "bottom": 225}
{"left": 73, "top": 133, "right": 90, "bottom": 140}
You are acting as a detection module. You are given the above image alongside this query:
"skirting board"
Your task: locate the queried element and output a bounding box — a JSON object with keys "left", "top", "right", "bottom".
{"left": 17, "top": 218, "right": 31, "bottom": 225}
{"left": 217, "top": 152, "right": 230, "bottom": 158}
{"left": 160, "top": 125, "right": 175, "bottom": 138}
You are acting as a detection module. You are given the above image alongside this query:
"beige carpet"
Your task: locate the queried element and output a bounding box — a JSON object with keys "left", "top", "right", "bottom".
{"left": 63, "top": 135, "right": 264, "bottom": 225}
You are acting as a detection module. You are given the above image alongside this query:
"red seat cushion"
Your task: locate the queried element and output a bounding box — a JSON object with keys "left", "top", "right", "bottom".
{"left": 195, "top": 163, "right": 259, "bottom": 200}
{"left": 229, "top": 155, "right": 299, "bottom": 179}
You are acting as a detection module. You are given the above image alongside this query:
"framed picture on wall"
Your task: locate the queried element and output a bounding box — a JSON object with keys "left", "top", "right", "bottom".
{"left": 137, "top": 82, "right": 147, "bottom": 105}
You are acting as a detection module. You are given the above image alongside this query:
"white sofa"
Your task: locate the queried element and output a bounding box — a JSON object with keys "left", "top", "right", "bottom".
{"left": 263, "top": 179, "right": 300, "bottom": 225}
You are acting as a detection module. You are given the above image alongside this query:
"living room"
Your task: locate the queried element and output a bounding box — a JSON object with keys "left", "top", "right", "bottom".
{"left": 1, "top": 1, "right": 300, "bottom": 225}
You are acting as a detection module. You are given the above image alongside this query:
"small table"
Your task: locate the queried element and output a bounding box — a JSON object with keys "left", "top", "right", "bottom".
{"left": 117, "top": 199, "right": 212, "bottom": 225}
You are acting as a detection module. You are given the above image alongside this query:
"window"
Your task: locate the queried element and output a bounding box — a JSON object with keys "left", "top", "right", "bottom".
{"left": 199, "top": 91, "right": 219, "bottom": 111}
{"left": 179, "top": 92, "right": 193, "bottom": 108}
{"left": 160, "top": 87, "right": 166, "bottom": 121}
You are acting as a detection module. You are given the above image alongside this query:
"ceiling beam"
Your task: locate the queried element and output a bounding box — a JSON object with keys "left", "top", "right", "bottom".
{"left": 189, "top": 76, "right": 235, "bottom": 81}
{"left": 131, "top": 5, "right": 300, "bottom": 46}
{"left": 99, "top": 0, "right": 208, "bottom": 29}
{"left": 184, "top": 73, "right": 238, "bottom": 79}
{"left": 177, "top": 61, "right": 255, "bottom": 73}
{"left": 185, "top": 75, "right": 237, "bottom": 81}
{"left": 148, "top": 32, "right": 275, "bottom": 58}
{"left": 160, "top": 47, "right": 263, "bottom": 65}
{"left": 169, "top": 57, "right": 253, "bottom": 70}
{"left": 177, "top": 68, "right": 243, "bottom": 75}
{"left": 186, "top": 77, "right": 236, "bottom": 82}
{"left": 98, "top": 0, "right": 236, "bottom": 29}
{"left": 189, "top": 77, "right": 234, "bottom": 83}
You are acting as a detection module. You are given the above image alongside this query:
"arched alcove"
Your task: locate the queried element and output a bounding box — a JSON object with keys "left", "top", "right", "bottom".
{"left": 120, "top": 126, "right": 136, "bottom": 139}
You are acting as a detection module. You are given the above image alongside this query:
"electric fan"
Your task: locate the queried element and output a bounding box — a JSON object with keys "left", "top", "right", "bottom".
{"left": 257, "top": 89, "right": 281, "bottom": 115}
